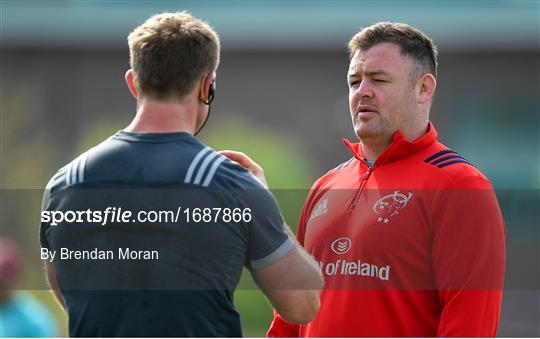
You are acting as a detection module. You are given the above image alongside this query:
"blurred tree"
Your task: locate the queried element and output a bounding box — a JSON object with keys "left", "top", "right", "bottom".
{"left": 2, "top": 85, "right": 69, "bottom": 335}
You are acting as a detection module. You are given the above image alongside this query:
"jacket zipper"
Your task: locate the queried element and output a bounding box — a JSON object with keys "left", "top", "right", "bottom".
{"left": 348, "top": 166, "right": 374, "bottom": 212}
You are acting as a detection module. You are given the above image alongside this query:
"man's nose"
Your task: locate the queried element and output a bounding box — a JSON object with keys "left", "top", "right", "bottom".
{"left": 353, "top": 80, "right": 374, "bottom": 99}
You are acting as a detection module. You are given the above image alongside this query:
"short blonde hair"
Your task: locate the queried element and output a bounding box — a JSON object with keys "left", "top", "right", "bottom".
{"left": 128, "top": 12, "right": 220, "bottom": 101}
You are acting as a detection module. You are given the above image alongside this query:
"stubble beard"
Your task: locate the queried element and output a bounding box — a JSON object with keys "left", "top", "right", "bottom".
{"left": 354, "top": 115, "right": 394, "bottom": 149}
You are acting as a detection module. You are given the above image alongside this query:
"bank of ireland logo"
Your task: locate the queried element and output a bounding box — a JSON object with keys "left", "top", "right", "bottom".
{"left": 373, "top": 191, "right": 413, "bottom": 224}
{"left": 331, "top": 237, "right": 352, "bottom": 255}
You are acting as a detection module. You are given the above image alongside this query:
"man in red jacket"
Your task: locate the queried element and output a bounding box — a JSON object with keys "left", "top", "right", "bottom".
{"left": 224, "top": 22, "right": 505, "bottom": 337}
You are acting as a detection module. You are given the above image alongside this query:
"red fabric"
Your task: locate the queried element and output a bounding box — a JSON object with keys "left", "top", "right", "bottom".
{"left": 267, "top": 123, "right": 505, "bottom": 337}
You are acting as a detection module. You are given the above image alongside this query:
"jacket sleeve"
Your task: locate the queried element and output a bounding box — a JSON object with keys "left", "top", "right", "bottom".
{"left": 267, "top": 188, "right": 316, "bottom": 337}
{"left": 267, "top": 310, "right": 301, "bottom": 337}
{"left": 431, "top": 174, "right": 506, "bottom": 337}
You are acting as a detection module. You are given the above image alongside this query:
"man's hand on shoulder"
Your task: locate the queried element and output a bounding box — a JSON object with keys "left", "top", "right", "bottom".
{"left": 219, "top": 150, "right": 268, "bottom": 188}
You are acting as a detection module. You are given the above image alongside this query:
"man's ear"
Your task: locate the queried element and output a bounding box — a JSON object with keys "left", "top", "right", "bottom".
{"left": 199, "top": 73, "right": 215, "bottom": 103}
{"left": 125, "top": 69, "right": 139, "bottom": 99}
{"left": 416, "top": 73, "right": 437, "bottom": 105}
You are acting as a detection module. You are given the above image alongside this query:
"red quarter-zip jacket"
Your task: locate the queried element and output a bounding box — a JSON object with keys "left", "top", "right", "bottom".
{"left": 268, "top": 123, "right": 505, "bottom": 337}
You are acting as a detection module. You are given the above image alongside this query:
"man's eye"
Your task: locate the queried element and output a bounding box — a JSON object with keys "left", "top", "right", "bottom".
{"left": 374, "top": 79, "right": 387, "bottom": 83}
{"left": 349, "top": 80, "right": 360, "bottom": 87}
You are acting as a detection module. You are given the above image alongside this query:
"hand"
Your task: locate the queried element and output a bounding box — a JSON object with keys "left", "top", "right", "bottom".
{"left": 219, "top": 150, "right": 268, "bottom": 188}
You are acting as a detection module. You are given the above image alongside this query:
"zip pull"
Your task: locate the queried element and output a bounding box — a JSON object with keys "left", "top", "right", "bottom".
{"left": 348, "top": 166, "right": 374, "bottom": 212}
{"left": 363, "top": 167, "right": 373, "bottom": 180}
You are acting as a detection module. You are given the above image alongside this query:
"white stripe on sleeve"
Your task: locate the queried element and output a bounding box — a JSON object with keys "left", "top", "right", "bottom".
{"left": 193, "top": 152, "right": 219, "bottom": 185}
{"left": 77, "top": 153, "right": 88, "bottom": 183}
{"left": 202, "top": 156, "right": 226, "bottom": 187}
{"left": 184, "top": 147, "right": 211, "bottom": 183}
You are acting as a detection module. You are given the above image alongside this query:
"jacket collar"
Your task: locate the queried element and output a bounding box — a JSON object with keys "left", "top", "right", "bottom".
{"left": 343, "top": 122, "right": 438, "bottom": 166}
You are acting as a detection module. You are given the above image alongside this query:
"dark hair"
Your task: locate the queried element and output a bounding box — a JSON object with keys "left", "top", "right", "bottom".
{"left": 348, "top": 22, "right": 438, "bottom": 79}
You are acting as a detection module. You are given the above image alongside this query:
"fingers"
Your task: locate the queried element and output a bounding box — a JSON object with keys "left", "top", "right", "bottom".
{"left": 219, "top": 150, "right": 248, "bottom": 161}
{"left": 219, "top": 150, "right": 268, "bottom": 188}
{"left": 219, "top": 150, "right": 258, "bottom": 169}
